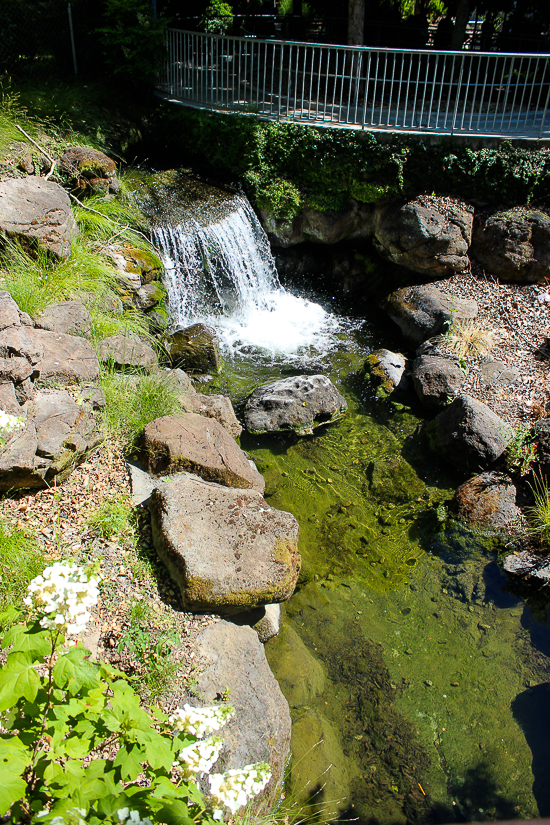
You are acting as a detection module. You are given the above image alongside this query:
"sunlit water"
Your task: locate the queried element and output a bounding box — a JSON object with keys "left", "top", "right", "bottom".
{"left": 155, "top": 191, "right": 550, "bottom": 824}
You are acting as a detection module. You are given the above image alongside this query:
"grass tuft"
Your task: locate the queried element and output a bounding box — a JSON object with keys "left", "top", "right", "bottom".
{"left": 99, "top": 368, "right": 181, "bottom": 450}
{"left": 0, "top": 517, "right": 43, "bottom": 626}
{"left": 526, "top": 471, "right": 550, "bottom": 546}
{"left": 446, "top": 320, "right": 494, "bottom": 360}
{"left": 87, "top": 494, "right": 135, "bottom": 540}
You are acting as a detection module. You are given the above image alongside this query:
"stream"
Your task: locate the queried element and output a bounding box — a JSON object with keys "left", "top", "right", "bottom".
{"left": 146, "top": 175, "right": 550, "bottom": 825}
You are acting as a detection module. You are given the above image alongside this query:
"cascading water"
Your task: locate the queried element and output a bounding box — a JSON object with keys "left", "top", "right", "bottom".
{"left": 152, "top": 195, "right": 343, "bottom": 361}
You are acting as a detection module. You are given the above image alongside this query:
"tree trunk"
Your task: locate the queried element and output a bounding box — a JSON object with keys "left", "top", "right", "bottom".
{"left": 450, "top": 0, "right": 471, "bottom": 49}
{"left": 347, "top": 0, "right": 364, "bottom": 46}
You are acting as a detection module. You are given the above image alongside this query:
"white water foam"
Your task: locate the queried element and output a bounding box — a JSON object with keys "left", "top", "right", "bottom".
{"left": 152, "top": 195, "right": 343, "bottom": 362}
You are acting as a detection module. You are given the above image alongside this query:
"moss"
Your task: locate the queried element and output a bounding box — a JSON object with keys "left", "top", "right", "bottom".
{"left": 362, "top": 354, "right": 394, "bottom": 399}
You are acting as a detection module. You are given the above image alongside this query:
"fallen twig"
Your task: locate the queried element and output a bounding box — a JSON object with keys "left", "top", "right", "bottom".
{"left": 15, "top": 123, "right": 57, "bottom": 180}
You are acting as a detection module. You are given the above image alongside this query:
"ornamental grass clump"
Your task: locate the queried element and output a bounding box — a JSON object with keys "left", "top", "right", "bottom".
{"left": 0, "top": 563, "right": 272, "bottom": 824}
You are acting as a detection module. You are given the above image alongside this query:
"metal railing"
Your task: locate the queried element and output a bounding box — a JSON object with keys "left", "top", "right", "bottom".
{"left": 156, "top": 28, "right": 550, "bottom": 139}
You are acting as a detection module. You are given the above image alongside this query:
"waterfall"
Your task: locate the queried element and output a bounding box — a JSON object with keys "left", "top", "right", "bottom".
{"left": 152, "top": 195, "right": 343, "bottom": 361}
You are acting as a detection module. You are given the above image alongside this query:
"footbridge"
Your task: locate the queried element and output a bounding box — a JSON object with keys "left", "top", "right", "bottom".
{"left": 155, "top": 28, "right": 550, "bottom": 140}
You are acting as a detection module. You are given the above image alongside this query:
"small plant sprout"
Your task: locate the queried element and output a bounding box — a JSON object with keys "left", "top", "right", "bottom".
{"left": 506, "top": 424, "right": 538, "bottom": 477}
{"left": 0, "top": 408, "right": 24, "bottom": 442}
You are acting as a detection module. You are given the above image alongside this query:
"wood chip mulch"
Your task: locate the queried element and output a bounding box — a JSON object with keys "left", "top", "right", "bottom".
{"left": 436, "top": 262, "right": 550, "bottom": 429}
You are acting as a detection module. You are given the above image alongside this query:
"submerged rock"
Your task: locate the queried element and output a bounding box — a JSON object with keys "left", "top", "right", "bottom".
{"left": 150, "top": 474, "right": 301, "bottom": 614}
{"left": 143, "top": 412, "right": 263, "bottom": 492}
{"left": 362, "top": 348, "right": 409, "bottom": 398}
{"left": 165, "top": 323, "right": 221, "bottom": 375}
{"left": 383, "top": 284, "right": 477, "bottom": 345}
{"left": 0, "top": 177, "right": 78, "bottom": 260}
{"left": 368, "top": 455, "right": 425, "bottom": 502}
{"left": 244, "top": 374, "right": 347, "bottom": 435}
{"left": 189, "top": 620, "right": 292, "bottom": 816}
{"left": 454, "top": 472, "right": 520, "bottom": 528}
{"left": 425, "top": 394, "right": 512, "bottom": 473}
{"left": 267, "top": 624, "right": 325, "bottom": 707}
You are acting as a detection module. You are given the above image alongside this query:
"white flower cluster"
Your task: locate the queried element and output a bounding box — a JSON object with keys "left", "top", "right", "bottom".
{"left": 0, "top": 409, "right": 24, "bottom": 434}
{"left": 169, "top": 704, "right": 235, "bottom": 737}
{"left": 24, "top": 563, "right": 100, "bottom": 636}
{"left": 176, "top": 736, "right": 223, "bottom": 779}
{"left": 209, "top": 762, "right": 272, "bottom": 819}
{"left": 116, "top": 808, "right": 152, "bottom": 825}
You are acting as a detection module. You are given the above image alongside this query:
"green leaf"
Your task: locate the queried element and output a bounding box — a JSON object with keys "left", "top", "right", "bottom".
{"left": 2, "top": 623, "right": 51, "bottom": 658}
{"left": 0, "top": 737, "right": 29, "bottom": 816}
{"left": 113, "top": 743, "right": 143, "bottom": 780}
{"left": 0, "top": 651, "right": 39, "bottom": 709}
{"left": 137, "top": 731, "right": 173, "bottom": 771}
{"left": 52, "top": 647, "right": 100, "bottom": 695}
{"left": 151, "top": 775, "right": 182, "bottom": 800}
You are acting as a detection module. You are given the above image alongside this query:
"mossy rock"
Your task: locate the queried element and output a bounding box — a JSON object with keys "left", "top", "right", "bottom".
{"left": 165, "top": 323, "right": 222, "bottom": 375}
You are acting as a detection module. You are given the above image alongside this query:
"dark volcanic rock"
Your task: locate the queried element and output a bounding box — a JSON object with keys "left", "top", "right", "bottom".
{"left": 150, "top": 474, "right": 300, "bottom": 614}
{"left": 454, "top": 472, "right": 519, "bottom": 528}
{"left": 412, "top": 354, "right": 467, "bottom": 408}
{"left": 383, "top": 284, "right": 477, "bottom": 345}
{"left": 471, "top": 208, "right": 550, "bottom": 282}
{"left": 143, "top": 412, "right": 264, "bottom": 492}
{"left": 425, "top": 394, "right": 512, "bottom": 473}
{"left": 244, "top": 374, "right": 347, "bottom": 435}
{"left": 165, "top": 323, "right": 221, "bottom": 375}
{"left": 373, "top": 196, "right": 474, "bottom": 276}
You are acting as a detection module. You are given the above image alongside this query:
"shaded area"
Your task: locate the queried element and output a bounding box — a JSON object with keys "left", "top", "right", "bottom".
{"left": 512, "top": 684, "right": 550, "bottom": 816}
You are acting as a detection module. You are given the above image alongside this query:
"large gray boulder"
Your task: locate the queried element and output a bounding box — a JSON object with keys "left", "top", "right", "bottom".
{"left": 190, "top": 620, "right": 292, "bottom": 816}
{"left": 373, "top": 196, "right": 473, "bottom": 276}
{"left": 471, "top": 208, "right": 550, "bottom": 282}
{"left": 35, "top": 301, "right": 92, "bottom": 338}
{"left": 412, "top": 354, "right": 467, "bottom": 408}
{"left": 454, "top": 472, "right": 519, "bottom": 528}
{"left": 143, "top": 413, "right": 264, "bottom": 492}
{"left": 98, "top": 334, "right": 158, "bottom": 370}
{"left": 383, "top": 284, "right": 477, "bottom": 345}
{"left": 0, "top": 390, "right": 101, "bottom": 490}
{"left": 0, "top": 177, "right": 78, "bottom": 260}
{"left": 425, "top": 394, "right": 512, "bottom": 473}
{"left": 150, "top": 474, "right": 300, "bottom": 613}
{"left": 244, "top": 374, "right": 347, "bottom": 436}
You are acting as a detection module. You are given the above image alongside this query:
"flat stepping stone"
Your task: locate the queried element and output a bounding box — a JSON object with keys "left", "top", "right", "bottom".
{"left": 151, "top": 473, "right": 300, "bottom": 614}
{"left": 143, "top": 412, "right": 264, "bottom": 492}
{"left": 244, "top": 374, "right": 347, "bottom": 435}
{"left": 384, "top": 284, "right": 477, "bottom": 345}
{"left": 35, "top": 301, "right": 92, "bottom": 338}
{"left": 0, "top": 326, "right": 99, "bottom": 385}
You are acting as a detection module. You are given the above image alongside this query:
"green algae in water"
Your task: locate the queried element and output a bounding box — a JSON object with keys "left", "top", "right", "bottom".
{"left": 201, "top": 319, "right": 547, "bottom": 824}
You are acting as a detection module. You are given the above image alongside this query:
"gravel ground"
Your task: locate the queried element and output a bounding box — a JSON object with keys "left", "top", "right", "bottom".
{"left": 436, "top": 263, "right": 550, "bottom": 428}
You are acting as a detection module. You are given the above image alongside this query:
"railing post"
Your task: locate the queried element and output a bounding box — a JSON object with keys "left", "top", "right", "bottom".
{"left": 539, "top": 62, "right": 550, "bottom": 139}
{"left": 451, "top": 53, "right": 465, "bottom": 135}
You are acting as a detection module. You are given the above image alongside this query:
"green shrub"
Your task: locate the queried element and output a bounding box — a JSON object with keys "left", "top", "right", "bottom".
{"left": 200, "top": 0, "right": 234, "bottom": 34}
{"left": 97, "top": 0, "right": 168, "bottom": 87}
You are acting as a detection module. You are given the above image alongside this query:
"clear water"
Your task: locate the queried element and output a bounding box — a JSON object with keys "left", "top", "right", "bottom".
{"left": 159, "top": 194, "right": 550, "bottom": 825}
